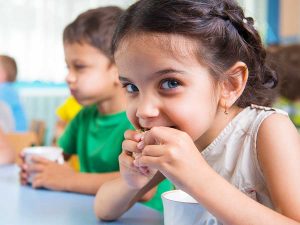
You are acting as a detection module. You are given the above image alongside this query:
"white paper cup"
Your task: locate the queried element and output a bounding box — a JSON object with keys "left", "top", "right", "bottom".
{"left": 162, "top": 190, "right": 219, "bottom": 225}
{"left": 22, "top": 146, "right": 64, "bottom": 183}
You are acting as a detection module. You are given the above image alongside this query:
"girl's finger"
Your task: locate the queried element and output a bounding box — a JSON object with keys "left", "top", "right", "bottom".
{"left": 124, "top": 129, "right": 143, "bottom": 142}
{"left": 119, "top": 151, "right": 135, "bottom": 169}
{"left": 122, "top": 139, "right": 142, "bottom": 154}
{"left": 143, "top": 127, "right": 182, "bottom": 146}
{"left": 137, "top": 155, "right": 160, "bottom": 168}
{"left": 142, "top": 145, "right": 165, "bottom": 157}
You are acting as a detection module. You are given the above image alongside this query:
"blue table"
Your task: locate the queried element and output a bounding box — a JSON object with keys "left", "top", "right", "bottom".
{"left": 0, "top": 165, "right": 163, "bottom": 225}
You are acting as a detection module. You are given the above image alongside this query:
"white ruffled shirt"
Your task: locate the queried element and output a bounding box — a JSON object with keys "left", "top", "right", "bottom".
{"left": 196, "top": 104, "right": 287, "bottom": 224}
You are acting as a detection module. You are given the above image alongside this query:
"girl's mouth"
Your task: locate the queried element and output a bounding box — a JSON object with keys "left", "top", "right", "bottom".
{"left": 139, "top": 126, "right": 177, "bottom": 131}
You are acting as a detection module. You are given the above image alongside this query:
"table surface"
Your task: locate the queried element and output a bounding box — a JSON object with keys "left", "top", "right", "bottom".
{"left": 0, "top": 165, "right": 163, "bottom": 225}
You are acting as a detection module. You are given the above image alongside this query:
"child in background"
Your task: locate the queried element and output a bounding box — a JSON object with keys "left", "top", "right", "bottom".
{"left": 0, "top": 55, "right": 27, "bottom": 131}
{"left": 0, "top": 128, "right": 15, "bottom": 165}
{"left": 268, "top": 44, "right": 300, "bottom": 131}
{"left": 20, "top": 6, "right": 172, "bottom": 212}
{"left": 95, "top": 0, "right": 300, "bottom": 224}
{"left": 0, "top": 101, "right": 15, "bottom": 132}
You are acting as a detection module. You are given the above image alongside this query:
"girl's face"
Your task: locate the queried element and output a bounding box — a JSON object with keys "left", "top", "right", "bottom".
{"left": 64, "top": 42, "right": 117, "bottom": 106}
{"left": 115, "top": 34, "right": 224, "bottom": 145}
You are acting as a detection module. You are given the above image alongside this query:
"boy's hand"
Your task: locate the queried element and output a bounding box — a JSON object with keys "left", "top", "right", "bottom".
{"left": 19, "top": 152, "right": 29, "bottom": 185}
{"left": 26, "top": 156, "right": 75, "bottom": 191}
{"left": 135, "top": 127, "right": 209, "bottom": 191}
{"left": 119, "top": 130, "right": 158, "bottom": 190}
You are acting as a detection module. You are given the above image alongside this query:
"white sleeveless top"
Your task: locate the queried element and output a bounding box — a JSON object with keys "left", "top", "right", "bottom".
{"left": 196, "top": 104, "right": 288, "bottom": 224}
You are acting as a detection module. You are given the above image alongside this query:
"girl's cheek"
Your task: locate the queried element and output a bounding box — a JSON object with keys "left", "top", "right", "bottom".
{"left": 126, "top": 103, "right": 139, "bottom": 127}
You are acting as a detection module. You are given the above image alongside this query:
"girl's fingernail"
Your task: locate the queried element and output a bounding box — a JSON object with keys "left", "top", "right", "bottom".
{"left": 137, "top": 141, "right": 144, "bottom": 149}
{"left": 134, "top": 133, "right": 143, "bottom": 141}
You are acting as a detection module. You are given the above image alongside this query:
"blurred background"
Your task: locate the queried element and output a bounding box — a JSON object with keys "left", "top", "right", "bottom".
{"left": 0, "top": 0, "right": 299, "bottom": 145}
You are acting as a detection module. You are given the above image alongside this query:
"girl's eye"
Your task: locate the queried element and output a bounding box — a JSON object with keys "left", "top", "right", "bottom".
{"left": 160, "top": 79, "right": 180, "bottom": 89}
{"left": 123, "top": 83, "right": 139, "bottom": 93}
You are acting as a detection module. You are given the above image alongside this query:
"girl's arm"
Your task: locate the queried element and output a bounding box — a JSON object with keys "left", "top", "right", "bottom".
{"left": 94, "top": 172, "right": 164, "bottom": 221}
{"left": 188, "top": 114, "right": 300, "bottom": 225}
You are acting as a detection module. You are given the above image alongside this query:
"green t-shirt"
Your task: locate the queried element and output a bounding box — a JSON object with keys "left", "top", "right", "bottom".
{"left": 58, "top": 105, "right": 133, "bottom": 173}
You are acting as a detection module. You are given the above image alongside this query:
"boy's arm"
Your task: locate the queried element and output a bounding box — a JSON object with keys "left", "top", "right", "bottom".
{"left": 28, "top": 157, "right": 120, "bottom": 195}
{"left": 94, "top": 172, "right": 164, "bottom": 221}
{"left": 64, "top": 171, "right": 120, "bottom": 195}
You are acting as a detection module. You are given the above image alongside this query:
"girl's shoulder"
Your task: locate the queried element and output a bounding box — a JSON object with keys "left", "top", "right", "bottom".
{"left": 249, "top": 104, "right": 288, "bottom": 116}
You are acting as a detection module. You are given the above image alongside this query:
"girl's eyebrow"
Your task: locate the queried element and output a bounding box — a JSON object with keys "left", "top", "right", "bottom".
{"left": 153, "top": 68, "right": 186, "bottom": 77}
{"left": 119, "top": 68, "right": 186, "bottom": 82}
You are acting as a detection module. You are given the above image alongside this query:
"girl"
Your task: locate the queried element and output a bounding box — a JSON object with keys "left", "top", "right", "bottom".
{"left": 94, "top": 0, "right": 300, "bottom": 224}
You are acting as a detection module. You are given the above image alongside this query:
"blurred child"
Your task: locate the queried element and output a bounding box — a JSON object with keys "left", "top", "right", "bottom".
{"left": 20, "top": 6, "right": 172, "bottom": 212}
{"left": 95, "top": 0, "right": 300, "bottom": 223}
{"left": 268, "top": 44, "right": 300, "bottom": 130}
{"left": 0, "top": 100, "right": 15, "bottom": 132}
{"left": 0, "top": 55, "right": 27, "bottom": 131}
{"left": 0, "top": 128, "right": 15, "bottom": 165}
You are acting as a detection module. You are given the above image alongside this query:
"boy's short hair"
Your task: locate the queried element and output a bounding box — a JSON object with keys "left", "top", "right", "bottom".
{"left": 63, "top": 6, "right": 124, "bottom": 62}
{"left": 0, "top": 55, "right": 17, "bottom": 82}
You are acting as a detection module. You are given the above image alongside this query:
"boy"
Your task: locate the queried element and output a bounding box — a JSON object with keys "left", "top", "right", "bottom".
{"left": 20, "top": 6, "right": 128, "bottom": 194}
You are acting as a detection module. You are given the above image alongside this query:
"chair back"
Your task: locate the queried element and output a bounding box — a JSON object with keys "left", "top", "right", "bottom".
{"left": 6, "top": 131, "right": 38, "bottom": 163}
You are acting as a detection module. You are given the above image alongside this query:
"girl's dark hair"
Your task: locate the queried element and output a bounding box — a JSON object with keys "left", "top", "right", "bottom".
{"left": 63, "top": 6, "right": 124, "bottom": 62}
{"left": 112, "top": 0, "right": 278, "bottom": 107}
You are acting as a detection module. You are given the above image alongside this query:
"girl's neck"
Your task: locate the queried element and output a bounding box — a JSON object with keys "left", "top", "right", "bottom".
{"left": 195, "top": 105, "right": 243, "bottom": 152}
{"left": 96, "top": 85, "right": 127, "bottom": 115}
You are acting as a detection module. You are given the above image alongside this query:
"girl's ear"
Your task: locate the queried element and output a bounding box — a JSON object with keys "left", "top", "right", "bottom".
{"left": 219, "top": 61, "right": 248, "bottom": 109}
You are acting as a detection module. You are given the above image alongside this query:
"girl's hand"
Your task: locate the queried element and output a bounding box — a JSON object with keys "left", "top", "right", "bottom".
{"left": 26, "top": 156, "right": 75, "bottom": 191}
{"left": 119, "top": 130, "right": 158, "bottom": 190}
{"left": 136, "top": 127, "right": 208, "bottom": 191}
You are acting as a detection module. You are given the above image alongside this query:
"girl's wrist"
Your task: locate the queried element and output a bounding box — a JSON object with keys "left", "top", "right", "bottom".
{"left": 182, "top": 158, "right": 216, "bottom": 194}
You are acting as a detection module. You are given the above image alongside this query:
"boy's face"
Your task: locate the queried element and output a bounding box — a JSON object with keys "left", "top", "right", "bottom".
{"left": 64, "top": 42, "right": 117, "bottom": 106}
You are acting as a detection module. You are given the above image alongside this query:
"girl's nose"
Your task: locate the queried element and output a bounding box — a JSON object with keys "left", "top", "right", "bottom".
{"left": 136, "top": 96, "right": 159, "bottom": 119}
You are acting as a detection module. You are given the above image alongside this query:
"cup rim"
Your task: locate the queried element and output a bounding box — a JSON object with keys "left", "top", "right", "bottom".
{"left": 161, "top": 190, "right": 198, "bottom": 204}
{"left": 23, "top": 146, "right": 63, "bottom": 155}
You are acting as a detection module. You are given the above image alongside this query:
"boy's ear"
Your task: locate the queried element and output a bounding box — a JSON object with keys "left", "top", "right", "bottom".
{"left": 219, "top": 61, "right": 248, "bottom": 108}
